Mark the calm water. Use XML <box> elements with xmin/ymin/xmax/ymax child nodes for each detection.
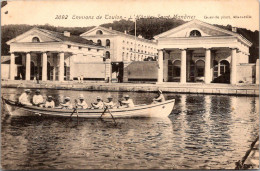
<box><xmin>1</xmin><ymin>88</ymin><xmax>259</xmax><ymax>169</ymax></box>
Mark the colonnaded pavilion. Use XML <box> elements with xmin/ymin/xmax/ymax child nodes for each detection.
<box><xmin>154</xmin><ymin>19</ymin><xmax>253</xmax><ymax>84</ymax></box>
<box><xmin>6</xmin><ymin>28</ymin><xmax>108</xmax><ymax>81</ymax></box>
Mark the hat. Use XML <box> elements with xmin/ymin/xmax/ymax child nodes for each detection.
<box><xmin>36</xmin><ymin>89</ymin><xmax>40</xmax><ymax>93</ymax></box>
<box><xmin>65</xmin><ymin>97</ymin><xmax>70</xmax><ymax>100</ymax></box>
<box><xmin>107</xmin><ymin>96</ymin><xmax>113</xmax><ymax>99</ymax></box>
<box><xmin>47</xmin><ymin>96</ymin><xmax>53</xmax><ymax>99</ymax></box>
<box><xmin>97</xmin><ymin>96</ymin><xmax>102</xmax><ymax>100</ymax></box>
<box><xmin>78</xmin><ymin>94</ymin><xmax>84</xmax><ymax>99</ymax></box>
<box><xmin>124</xmin><ymin>95</ymin><xmax>130</xmax><ymax>98</ymax></box>
<box><xmin>25</xmin><ymin>89</ymin><xmax>31</xmax><ymax>93</ymax></box>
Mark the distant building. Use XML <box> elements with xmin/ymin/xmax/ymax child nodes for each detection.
<box><xmin>154</xmin><ymin>19</ymin><xmax>254</xmax><ymax>84</ymax></box>
<box><xmin>6</xmin><ymin>28</ymin><xmax>108</xmax><ymax>81</ymax></box>
<box><xmin>80</xmin><ymin>26</ymin><xmax>157</xmax><ymax>81</ymax></box>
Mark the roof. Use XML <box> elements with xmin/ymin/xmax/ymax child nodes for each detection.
<box><xmin>153</xmin><ymin>19</ymin><xmax>252</xmax><ymax>47</ymax></box>
<box><xmin>7</xmin><ymin>27</ymin><xmax>102</xmax><ymax>47</ymax></box>
<box><xmin>1</xmin><ymin>56</ymin><xmax>10</xmax><ymax>64</ymax></box>
<box><xmin>37</xmin><ymin>28</ymin><xmax>99</xmax><ymax>46</ymax></box>
<box><xmin>80</xmin><ymin>26</ymin><xmax>157</xmax><ymax>44</ymax></box>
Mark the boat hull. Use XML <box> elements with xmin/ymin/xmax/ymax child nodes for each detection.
<box><xmin>3</xmin><ymin>98</ymin><xmax>175</xmax><ymax>118</ymax></box>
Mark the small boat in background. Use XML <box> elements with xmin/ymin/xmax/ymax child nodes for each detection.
<box><xmin>2</xmin><ymin>98</ymin><xmax>175</xmax><ymax>118</ymax></box>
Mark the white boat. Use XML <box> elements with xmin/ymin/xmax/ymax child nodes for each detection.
<box><xmin>2</xmin><ymin>98</ymin><xmax>175</xmax><ymax>118</ymax></box>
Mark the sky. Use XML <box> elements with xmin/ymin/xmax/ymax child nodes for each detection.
<box><xmin>1</xmin><ymin>0</ymin><xmax>259</xmax><ymax>31</ymax></box>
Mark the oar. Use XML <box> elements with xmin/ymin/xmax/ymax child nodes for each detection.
<box><xmin>101</xmin><ymin>101</ymin><xmax>117</xmax><ymax>126</ymax></box>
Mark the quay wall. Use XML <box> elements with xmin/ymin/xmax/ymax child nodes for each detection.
<box><xmin>1</xmin><ymin>81</ymin><xmax>259</xmax><ymax>96</ymax></box>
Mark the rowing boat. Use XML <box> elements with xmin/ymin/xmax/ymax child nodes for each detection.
<box><xmin>2</xmin><ymin>98</ymin><xmax>175</xmax><ymax>118</ymax></box>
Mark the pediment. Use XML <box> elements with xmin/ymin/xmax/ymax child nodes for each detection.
<box><xmin>7</xmin><ymin>28</ymin><xmax>61</xmax><ymax>44</ymax></box>
<box><xmin>80</xmin><ymin>26</ymin><xmax>117</xmax><ymax>37</ymax></box>
<box><xmin>155</xmin><ymin>20</ymin><xmax>235</xmax><ymax>39</ymax></box>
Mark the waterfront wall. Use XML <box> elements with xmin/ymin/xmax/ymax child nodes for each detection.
<box><xmin>123</xmin><ymin>61</ymin><xmax>158</xmax><ymax>82</ymax></box>
<box><xmin>237</xmin><ymin>63</ymin><xmax>256</xmax><ymax>84</ymax></box>
<box><xmin>2</xmin><ymin>81</ymin><xmax>259</xmax><ymax>96</ymax></box>
<box><xmin>73</xmin><ymin>63</ymin><xmax>106</xmax><ymax>80</ymax></box>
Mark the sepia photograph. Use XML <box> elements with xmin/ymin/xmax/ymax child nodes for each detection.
<box><xmin>1</xmin><ymin>0</ymin><xmax>259</xmax><ymax>170</ymax></box>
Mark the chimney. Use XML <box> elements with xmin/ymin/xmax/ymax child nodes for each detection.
<box><xmin>64</xmin><ymin>31</ymin><xmax>70</xmax><ymax>37</ymax></box>
<box><xmin>109</xmin><ymin>27</ymin><xmax>112</xmax><ymax>30</ymax></box>
<box><xmin>232</xmin><ymin>27</ymin><xmax>237</xmax><ymax>32</ymax></box>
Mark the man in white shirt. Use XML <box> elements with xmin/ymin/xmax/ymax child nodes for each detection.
<box><xmin>19</xmin><ymin>89</ymin><xmax>32</xmax><ymax>105</ymax></box>
<box><xmin>104</xmin><ymin>97</ymin><xmax>115</xmax><ymax>109</ymax></box>
<box><xmin>44</xmin><ymin>96</ymin><xmax>55</xmax><ymax>108</ymax></box>
<box><xmin>60</xmin><ymin>97</ymin><xmax>73</xmax><ymax>109</ymax></box>
<box><xmin>91</xmin><ymin>96</ymin><xmax>104</xmax><ymax>109</ymax></box>
<box><xmin>153</xmin><ymin>90</ymin><xmax>165</xmax><ymax>103</ymax></box>
<box><xmin>32</xmin><ymin>89</ymin><xmax>44</xmax><ymax>107</ymax></box>
<box><xmin>77</xmin><ymin>94</ymin><xmax>88</xmax><ymax>109</ymax></box>
<box><xmin>120</xmin><ymin>95</ymin><xmax>134</xmax><ymax>108</ymax></box>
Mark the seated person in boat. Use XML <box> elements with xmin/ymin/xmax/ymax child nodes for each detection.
<box><xmin>153</xmin><ymin>90</ymin><xmax>165</xmax><ymax>103</ymax></box>
<box><xmin>60</xmin><ymin>97</ymin><xmax>73</xmax><ymax>109</ymax></box>
<box><xmin>44</xmin><ymin>96</ymin><xmax>55</xmax><ymax>108</ymax></box>
<box><xmin>104</xmin><ymin>97</ymin><xmax>115</xmax><ymax>109</ymax></box>
<box><xmin>119</xmin><ymin>95</ymin><xmax>134</xmax><ymax>108</ymax></box>
<box><xmin>91</xmin><ymin>96</ymin><xmax>104</xmax><ymax>109</ymax></box>
<box><xmin>18</xmin><ymin>89</ymin><xmax>32</xmax><ymax>105</ymax></box>
<box><xmin>76</xmin><ymin>94</ymin><xmax>88</xmax><ymax>109</ymax></box>
<box><xmin>32</xmin><ymin>89</ymin><xmax>44</xmax><ymax>107</ymax></box>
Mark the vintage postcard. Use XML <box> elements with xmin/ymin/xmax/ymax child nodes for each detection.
<box><xmin>1</xmin><ymin>0</ymin><xmax>259</xmax><ymax>170</ymax></box>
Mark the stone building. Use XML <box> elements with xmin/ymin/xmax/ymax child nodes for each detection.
<box><xmin>154</xmin><ymin>19</ymin><xmax>253</xmax><ymax>84</ymax></box>
<box><xmin>6</xmin><ymin>27</ymin><xmax>108</xmax><ymax>81</ymax></box>
<box><xmin>80</xmin><ymin>26</ymin><xmax>157</xmax><ymax>81</ymax></box>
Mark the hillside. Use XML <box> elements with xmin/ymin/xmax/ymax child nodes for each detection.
<box><xmin>1</xmin><ymin>19</ymin><xmax>259</xmax><ymax>63</ymax></box>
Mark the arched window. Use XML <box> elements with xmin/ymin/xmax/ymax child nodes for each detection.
<box><xmin>196</xmin><ymin>60</ymin><xmax>205</xmax><ymax>77</ymax></box>
<box><xmin>97</xmin><ymin>39</ymin><xmax>102</xmax><ymax>46</ymax></box>
<box><xmin>106</xmin><ymin>39</ymin><xmax>110</xmax><ymax>47</ymax></box>
<box><xmin>220</xmin><ymin>60</ymin><xmax>230</xmax><ymax>75</ymax></box>
<box><xmin>173</xmin><ymin>60</ymin><xmax>181</xmax><ymax>77</ymax></box>
<box><xmin>105</xmin><ymin>51</ymin><xmax>110</xmax><ymax>59</ymax></box>
<box><xmin>32</xmin><ymin>37</ymin><xmax>40</xmax><ymax>42</ymax></box>
<box><xmin>190</xmin><ymin>30</ymin><xmax>201</xmax><ymax>37</ymax></box>
<box><xmin>96</xmin><ymin>30</ymin><xmax>103</xmax><ymax>35</ymax></box>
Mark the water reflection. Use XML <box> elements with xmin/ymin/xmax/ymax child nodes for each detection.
<box><xmin>1</xmin><ymin>88</ymin><xmax>259</xmax><ymax>170</ymax></box>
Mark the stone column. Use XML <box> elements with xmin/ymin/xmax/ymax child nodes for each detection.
<box><xmin>205</xmin><ymin>48</ymin><xmax>211</xmax><ymax>84</ymax></box>
<box><xmin>59</xmin><ymin>52</ymin><xmax>64</xmax><ymax>82</ymax></box>
<box><xmin>42</xmin><ymin>52</ymin><xmax>47</xmax><ymax>81</ymax></box>
<box><xmin>9</xmin><ymin>53</ymin><xmax>15</xmax><ymax>80</ymax></box>
<box><xmin>157</xmin><ymin>49</ymin><xmax>164</xmax><ymax>83</ymax></box>
<box><xmin>25</xmin><ymin>52</ymin><xmax>31</xmax><ymax>80</ymax></box>
<box><xmin>256</xmin><ymin>59</ymin><xmax>259</xmax><ymax>84</ymax></box>
<box><xmin>105</xmin><ymin>59</ymin><xmax>112</xmax><ymax>83</ymax></box>
<box><xmin>69</xmin><ymin>54</ymin><xmax>75</xmax><ymax>81</ymax></box>
<box><xmin>230</xmin><ymin>48</ymin><xmax>237</xmax><ymax>84</ymax></box>
<box><xmin>180</xmin><ymin>49</ymin><xmax>187</xmax><ymax>84</ymax></box>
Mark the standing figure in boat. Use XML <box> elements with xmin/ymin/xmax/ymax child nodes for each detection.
<box><xmin>32</xmin><ymin>89</ymin><xmax>44</xmax><ymax>107</ymax></box>
<box><xmin>91</xmin><ymin>96</ymin><xmax>104</xmax><ymax>109</ymax></box>
<box><xmin>18</xmin><ymin>89</ymin><xmax>32</xmax><ymax>106</ymax></box>
<box><xmin>44</xmin><ymin>96</ymin><xmax>55</xmax><ymax>108</ymax></box>
<box><xmin>153</xmin><ymin>90</ymin><xmax>165</xmax><ymax>103</ymax></box>
<box><xmin>119</xmin><ymin>95</ymin><xmax>134</xmax><ymax>108</ymax></box>
<box><xmin>60</xmin><ymin>97</ymin><xmax>73</xmax><ymax>109</ymax></box>
<box><xmin>77</xmin><ymin>94</ymin><xmax>88</xmax><ymax>109</ymax></box>
<box><xmin>104</xmin><ymin>97</ymin><xmax>115</xmax><ymax>109</ymax></box>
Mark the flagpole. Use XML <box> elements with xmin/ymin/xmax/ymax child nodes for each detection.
<box><xmin>134</xmin><ymin>18</ymin><xmax>137</xmax><ymax>61</ymax></box>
